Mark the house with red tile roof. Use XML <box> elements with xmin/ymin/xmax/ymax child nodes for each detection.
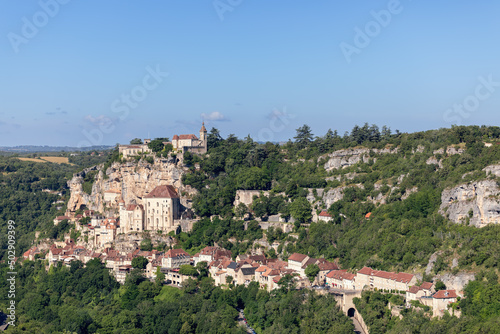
<box><xmin>162</xmin><ymin>248</ymin><xmax>191</xmax><ymax>268</ymax></box>
<box><xmin>406</xmin><ymin>282</ymin><xmax>434</xmax><ymax>304</ymax></box>
<box><xmin>194</xmin><ymin>246</ymin><xmax>231</xmax><ymax>265</ymax></box>
<box><xmin>171</xmin><ymin>123</ymin><xmax>207</xmax><ymax>154</ymax></box>
<box><xmin>318</xmin><ymin>210</ymin><xmax>333</xmax><ymax>222</ymax></box>
<box><xmin>432</xmin><ymin>290</ymin><xmax>458</xmax><ymax>317</ymax></box>
<box><xmin>356</xmin><ymin>267</ymin><xmax>417</xmax><ymax>291</ymax></box>
<box><xmin>326</xmin><ymin>270</ymin><xmax>357</xmax><ymax>290</ymax></box>
<box><xmin>287</xmin><ymin>253</ymin><xmax>309</xmax><ymax>273</ymax></box>
<box><xmin>53</xmin><ymin>215</ymin><xmax>70</xmax><ymax>225</ymax></box>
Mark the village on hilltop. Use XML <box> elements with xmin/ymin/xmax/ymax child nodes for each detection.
<box><xmin>20</xmin><ymin>123</ymin><xmax>462</xmax><ymax>321</ymax></box>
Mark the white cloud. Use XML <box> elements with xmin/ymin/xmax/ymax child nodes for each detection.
<box><xmin>201</xmin><ymin>111</ymin><xmax>229</xmax><ymax>121</ymax></box>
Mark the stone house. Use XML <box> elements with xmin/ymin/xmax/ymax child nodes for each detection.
<box><xmin>162</xmin><ymin>248</ymin><xmax>191</xmax><ymax>268</ymax></box>
<box><xmin>326</xmin><ymin>270</ymin><xmax>357</xmax><ymax>290</ymax></box>
<box><xmin>356</xmin><ymin>267</ymin><xmax>417</xmax><ymax>291</ymax></box>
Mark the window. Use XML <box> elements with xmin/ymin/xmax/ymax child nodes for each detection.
<box><xmin>157</xmin><ymin>202</ymin><xmax>159</xmax><ymax>207</ymax></box>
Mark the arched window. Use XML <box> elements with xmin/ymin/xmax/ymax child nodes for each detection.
<box><xmin>157</xmin><ymin>202</ymin><xmax>159</xmax><ymax>207</ymax></box>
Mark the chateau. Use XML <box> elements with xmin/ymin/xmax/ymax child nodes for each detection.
<box><xmin>119</xmin><ymin>185</ymin><xmax>180</xmax><ymax>233</ymax></box>
<box><xmin>119</xmin><ymin>122</ymin><xmax>207</xmax><ymax>158</ymax></box>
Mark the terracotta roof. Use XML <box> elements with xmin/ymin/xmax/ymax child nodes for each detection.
<box><xmin>125</xmin><ymin>204</ymin><xmax>144</xmax><ymax>211</ymax></box>
<box><xmin>105</xmin><ymin>189</ymin><xmax>121</xmax><ymax>193</ymax></box>
<box><xmin>165</xmin><ymin>249</ymin><xmax>189</xmax><ymax>258</ymax></box>
<box><xmin>172</xmin><ymin>135</ymin><xmax>179</xmax><ymax>140</ymax></box>
<box><xmin>319</xmin><ymin>210</ymin><xmax>332</xmax><ymax>217</ymax></box>
<box><xmin>200</xmin><ymin>122</ymin><xmax>206</xmax><ymax>132</ymax></box>
<box><xmin>249</xmin><ymin>255</ymin><xmax>266</xmax><ymax>263</ymax></box>
<box><xmin>177</xmin><ymin>134</ymin><xmax>198</xmax><ymax>140</ymax></box>
<box><xmin>408</xmin><ymin>286</ymin><xmax>421</xmax><ymax>294</ymax></box>
<box><xmin>433</xmin><ymin>290</ymin><xmax>457</xmax><ymax>299</ymax></box>
<box><xmin>365</xmin><ymin>212</ymin><xmax>372</xmax><ymax>218</ymax></box>
<box><xmin>56</xmin><ymin>216</ymin><xmax>70</xmax><ymax>220</ymax></box>
<box><xmin>318</xmin><ymin>260</ymin><xmax>339</xmax><ymax>271</ymax></box>
<box><xmin>396</xmin><ymin>272</ymin><xmax>415</xmax><ymax>284</ymax></box>
<box><xmin>144</xmin><ymin>185</ymin><xmax>179</xmax><ymax>199</ymax></box>
<box><xmin>326</xmin><ymin>270</ymin><xmax>355</xmax><ymax>281</ymax></box>
<box><xmin>421</xmin><ymin>282</ymin><xmax>433</xmax><ymax>290</ymax></box>
<box><xmin>357</xmin><ymin>267</ymin><xmax>375</xmax><ymax>275</ymax></box>
<box><xmin>288</xmin><ymin>253</ymin><xmax>308</xmax><ymax>263</ymax></box>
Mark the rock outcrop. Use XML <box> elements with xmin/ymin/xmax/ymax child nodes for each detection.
<box><xmin>439</xmin><ymin>178</ymin><xmax>500</xmax><ymax>227</ymax></box>
<box><xmin>67</xmin><ymin>158</ymin><xmax>196</xmax><ymax>215</ymax></box>
<box><xmin>321</xmin><ymin>147</ymin><xmax>398</xmax><ymax>171</ymax></box>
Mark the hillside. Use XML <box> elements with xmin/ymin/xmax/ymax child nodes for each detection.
<box><xmin>4</xmin><ymin>124</ymin><xmax>500</xmax><ymax>333</ymax></box>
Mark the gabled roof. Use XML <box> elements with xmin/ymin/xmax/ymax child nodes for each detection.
<box><xmin>144</xmin><ymin>185</ymin><xmax>179</xmax><ymax>199</ymax></box>
<box><xmin>433</xmin><ymin>290</ymin><xmax>457</xmax><ymax>299</ymax></box>
<box><xmin>319</xmin><ymin>210</ymin><xmax>332</xmax><ymax>217</ymax></box>
<box><xmin>326</xmin><ymin>270</ymin><xmax>355</xmax><ymax>281</ymax></box>
<box><xmin>240</xmin><ymin>267</ymin><xmax>256</xmax><ymax>276</ymax></box>
<box><xmin>421</xmin><ymin>282</ymin><xmax>433</xmax><ymax>290</ymax></box>
<box><xmin>288</xmin><ymin>253</ymin><xmax>308</xmax><ymax>263</ymax></box>
<box><xmin>165</xmin><ymin>248</ymin><xmax>190</xmax><ymax>258</ymax></box>
<box><xmin>178</xmin><ymin>134</ymin><xmax>198</xmax><ymax>140</ymax></box>
<box><xmin>408</xmin><ymin>286</ymin><xmax>421</xmax><ymax>294</ymax></box>
<box><xmin>302</xmin><ymin>257</ymin><xmax>318</xmax><ymax>269</ymax></box>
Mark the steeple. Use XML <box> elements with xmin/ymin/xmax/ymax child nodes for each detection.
<box><xmin>199</xmin><ymin>122</ymin><xmax>207</xmax><ymax>153</ymax></box>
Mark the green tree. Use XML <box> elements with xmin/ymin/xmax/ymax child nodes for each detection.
<box><xmin>155</xmin><ymin>266</ymin><xmax>165</xmax><ymax>285</ymax></box>
<box><xmin>305</xmin><ymin>263</ymin><xmax>320</xmax><ymax>283</ymax></box>
<box><xmin>294</xmin><ymin>124</ymin><xmax>314</xmax><ymax>149</ymax></box>
<box><xmin>130</xmin><ymin>138</ymin><xmax>143</xmax><ymax>144</ymax></box>
<box><xmin>140</xmin><ymin>238</ymin><xmax>153</xmax><ymax>251</ymax></box>
<box><xmin>435</xmin><ymin>280</ymin><xmax>446</xmax><ymax>291</ymax></box>
<box><xmin>289</xmin><ymin>197</ymin><xmax>312</xmax><ymax>225</ymax></box>
<box><xmin>132</xmin><ymin>256</ymin><xmax>149</xmax><ymax>269</ymax></box>
<box><xmin>207</xmin><ymin>127</ymin><xmax>223</xmax><ymax>150</ymax></box>
<box><xmin>148</xmin><ymin>138</ymin><xmax>168</xmax><ymax>153</ymax></box>
<box><xmin>179</xmin><ymin>264</ymin><xmax>199</xmax><ymax>276</ymax></box>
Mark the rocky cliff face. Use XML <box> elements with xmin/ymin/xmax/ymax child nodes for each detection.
<box><xmin>439</xmin><ymin>166</ymin><xmax>500</xmax><ymax>227</ymax></box>
<box><xmin>67</xmin><ymin>158</ymin><xmax>196</xmax><ymax>215</ymax></box>
<box><xmin>320</xmin><ymin>147</ymin><xmax>398</xmax><ymax>171</ymax></box>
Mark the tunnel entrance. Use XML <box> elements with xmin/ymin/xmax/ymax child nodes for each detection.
<box><xmin>347</xmin><ymin>308</ymin><xmax>356</xmax><ymax>317</ymax></box>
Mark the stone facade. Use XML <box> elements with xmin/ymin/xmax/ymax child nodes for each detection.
<box><xmin>119</xmin><ymin>185</ymin><xmax>180</xmax><ymax>233</ymax></box>
<box><xmin>172</xmin><ymin>123</ymin><xmax>207</xmax><ymax>154</ymax></box>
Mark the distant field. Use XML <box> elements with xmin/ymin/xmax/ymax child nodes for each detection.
<box><xmin>17</xmin><ymin>157</ymin><xmax>44</xmax><ymax>162</ymax></box>
<box><xmin>41</xmin><ymin>156</ymin><xmax>71</xmax><ymax>164</ymax></box>
<box><xmin>17</xmin><ymin>157</ymin><xmax>73</xmax><ymax>164</ymax></box>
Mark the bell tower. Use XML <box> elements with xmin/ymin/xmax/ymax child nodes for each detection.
<box><xmin>199</xmin><ymin>122</ymin><xmax>207</xmax><ymax>153</ymax></box>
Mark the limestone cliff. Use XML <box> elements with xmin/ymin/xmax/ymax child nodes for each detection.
<box><xmin>439</xmin><ymin>165</ymin><xmax>500</xmax><ymax>227</ymax></box>
<box><xmin>320</xmin><ymin>147</ymin><xmax>398</xmax><ymax>171</ymax></box>
<box><xmin>67</xmin><ymin>158</ymin><xmax>197</xmax><ymax>215</ymax></box>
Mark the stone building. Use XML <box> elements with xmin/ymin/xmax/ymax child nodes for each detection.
<box><xmin>119</xmin><ymin>139</ymin><xmax>152</xmax><ymax>158</ymax></box>
<box><xmin>119</xmin><ymin>185</ymin><xmax>180</xmax><ymax>234</ymax></box>
<box><xmin>172</xmin><ymin>123</ymin><xmax>207</xmax><ymax>154</ymax></box>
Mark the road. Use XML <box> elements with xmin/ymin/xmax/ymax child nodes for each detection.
<box><xmin>237</xmin><ymin>309</ymin><xmax>255</xmax><ymax>333</ymax></box>
<box><xmin>352</xmin><ymin>317</ymin><xmax>367</xmax><ymax>334</ymax></box>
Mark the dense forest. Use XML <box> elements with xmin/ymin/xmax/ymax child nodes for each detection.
<box><xmin>0</xmin><ymin>152</ymin><xmax>109</xmax><ymax>262</ymax></box>
<box><xmin>0</xmin><ymin>259</ymin><xmax>354</xmax><ymax>333</ymax></box>
<box><xmin>3</xmin><ymin>125</ymin><xmax>500</xmax><ymax>332</ymax></box>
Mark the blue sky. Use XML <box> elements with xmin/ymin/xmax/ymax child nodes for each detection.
<box><xmin>1</xmin><ymin>1</ymin><xmax>499</xmax><ymax>147</ymax></box>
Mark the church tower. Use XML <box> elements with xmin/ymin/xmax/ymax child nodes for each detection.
<box><xmin>200</xmin><ymin>122</ymin><xmax>207</xmax><ymax>153</ymax></box>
